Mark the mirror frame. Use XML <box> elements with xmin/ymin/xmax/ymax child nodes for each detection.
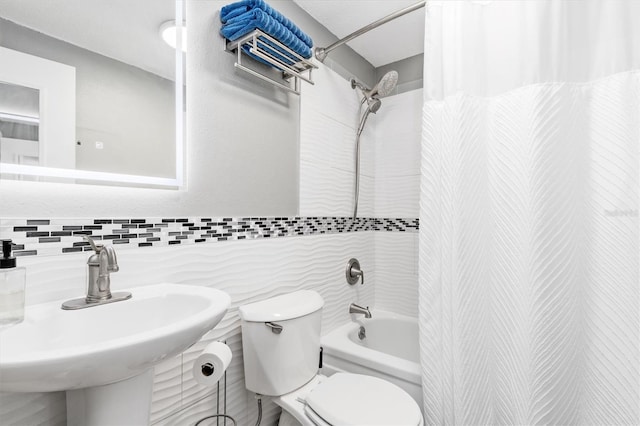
<box><xmin>0</xmin><ymin>0</ymin><xmax>184</xmax><ymax>188</ymax></box>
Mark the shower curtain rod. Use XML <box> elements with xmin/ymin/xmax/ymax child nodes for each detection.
<box><xmin>314</xmin><ymin>1</ymin><xmax>426</xmax><ymax>62</ymax></box>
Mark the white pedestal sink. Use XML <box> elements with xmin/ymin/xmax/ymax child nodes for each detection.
<box><xmin>0</xmin><ymin>283</ymin><xmax>231</xmax><ymax>425</ymax></box>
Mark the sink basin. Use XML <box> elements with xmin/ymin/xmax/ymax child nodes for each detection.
<box><xmin>0</xmin><ymin>283</ymin><xmax>231</xmax><ymax>393</ymax></box>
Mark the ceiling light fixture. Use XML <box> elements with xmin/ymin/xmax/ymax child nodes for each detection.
<box><xmin>160</xmin><ymin>20</ymin><xmax>186</xmax><ymax>51</ymax></box>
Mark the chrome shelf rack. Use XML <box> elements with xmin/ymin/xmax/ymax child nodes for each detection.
<box><xmin>225</xmin><ymin>29</ymin><xmax>317</xmax><ymax>95</ymax></box>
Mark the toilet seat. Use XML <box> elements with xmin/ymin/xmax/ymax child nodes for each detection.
<box><xmin>304</xmin><ymin>373</ymin><xmax>422</xmax><ymax>426</ymax></box>
<box><xmin>274</xmin><ymin>373</ymin><xmax>422</xmax><ymax>426</ymax></box>
<box><xmin>302</xmin><ymin>406</ymin><xmax>331</xmax><ymax>426</ymax></box>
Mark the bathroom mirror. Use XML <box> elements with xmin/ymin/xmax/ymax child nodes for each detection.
<box><xmin>0</xmin><ymin>0</ymin><xmax>184</xmax><ymax>187</ymax></box>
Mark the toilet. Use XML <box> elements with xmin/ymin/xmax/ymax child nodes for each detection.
<box><xmin>239</xmin><ymin>290</ymin><xmax>423</xmax><ymax>426</ymax></box>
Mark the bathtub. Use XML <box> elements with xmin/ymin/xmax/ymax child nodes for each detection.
<box><xmin>320</xmin><ymin>310</ymin><xmax>422</xmax><ymax>409</ymax></box>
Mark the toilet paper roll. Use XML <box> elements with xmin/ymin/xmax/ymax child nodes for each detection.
<box><xmin>192</xmin><ymin>341</ymin><xmax>233</xmax><ymax>386</ymax></box>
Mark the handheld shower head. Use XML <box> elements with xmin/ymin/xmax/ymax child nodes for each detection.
<box><xmin>362</xmin><ymin>97</ymin><xmax>382</xmax><ymax>114</ymax></box>
<box><xmin>357</xmin><ymin>98</ymin><xmax>381</xmax><ymax>136</ymax></box>
<box><xmin>366</xmin><ymin>97</ymin><xmax>382</xmax><ymax>114</ymax></box>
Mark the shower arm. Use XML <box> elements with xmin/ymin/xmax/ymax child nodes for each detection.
<box><xmin>315</xmin><ymin>1</ymin><xmax>426</xmax><ymax>62</ymax></box>
<box><xmin>351</xmin><ymin>78</ymin><xmax>372</xmax><ymax>103</ymax></box>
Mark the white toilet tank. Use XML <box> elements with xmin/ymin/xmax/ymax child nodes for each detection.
<box><xmin>239</xmin><ymin>290</ymin><xmax>324</xmax><ymax>396</ymax></box>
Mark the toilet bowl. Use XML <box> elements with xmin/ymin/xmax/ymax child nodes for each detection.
<box><xmin>239</xmin><ymin>290</ymin><xmax>423</xmax><ymax>426</ymax></box>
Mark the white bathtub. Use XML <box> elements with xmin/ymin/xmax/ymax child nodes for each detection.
<box><xmin>320</xmin><ymin>310</ymin><xmax>422</xmax><ymax>409</ymax></box>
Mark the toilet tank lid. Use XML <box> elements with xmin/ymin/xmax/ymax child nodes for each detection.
<box><xmin>239</xmin><ymin>290</ymin><xmax>324</xmax><ymax>322</ymax></box>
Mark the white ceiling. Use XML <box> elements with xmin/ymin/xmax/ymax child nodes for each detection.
<box><xmin>293</xmin><ymin>0</ymin><xmax>425</xmax><ymax>68</ymax></box>
<box><xmin>0</xmin><ymin>0</ymin><xmax>176</xmax><ymax>80</ymax></box>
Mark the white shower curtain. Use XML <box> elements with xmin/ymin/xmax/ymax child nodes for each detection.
<box><xmin>419</xmin><ymin>1</ymin><xmax>640</xmax><ymax>425</ymax></box>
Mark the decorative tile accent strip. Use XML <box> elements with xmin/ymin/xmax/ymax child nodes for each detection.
<box><xmin>0</xmin><ymin>217</ymin><xmax>419</xmax><ymax>257</ymax></box>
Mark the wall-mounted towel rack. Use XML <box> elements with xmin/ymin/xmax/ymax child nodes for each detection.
<box><xmin>225</xmin><ymin>29</ymin><xmax>317</xmax><ymax>95</ymax></box>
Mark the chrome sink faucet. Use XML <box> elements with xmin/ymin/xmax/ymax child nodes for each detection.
<box><xmin>349</xmin><ymin>303</ymin><xmax>372</xmax><ymax>318</ymax></box>
<box><xmin>85</xmin><ymin>236</ymin><xmax>119</xmax><ymax>301</ymax></box>
<box><xmin>61</xmin><ymin>236</ymin><xmax>132</xmax><ymax>310</ymax></box>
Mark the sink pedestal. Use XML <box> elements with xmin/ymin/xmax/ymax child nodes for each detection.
<box><xmin>66</xmin><ymin>369</ymin><xmax>154</xmax><ymax>426</ymax></box>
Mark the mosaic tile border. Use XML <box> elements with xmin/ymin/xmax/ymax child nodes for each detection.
<box><xmin>0</xmin><ymin>217</ymin><xmax>419</xmax><ymax>257</ymax></box>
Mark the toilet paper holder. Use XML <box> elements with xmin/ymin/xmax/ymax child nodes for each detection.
<box><xmin>194</xmin><ymin>340</ymin><xmax>237</xmax><ymax>426</ymax></box>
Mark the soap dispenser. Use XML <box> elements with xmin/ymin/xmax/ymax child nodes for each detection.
<box><xmin>0</xmin><ymin>239</ymin><xmax>26</xmax><ymax>326</ymax></box>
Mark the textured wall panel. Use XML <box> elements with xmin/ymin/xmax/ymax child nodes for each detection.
<box><xmin>300</xmin><ymin>67</ymin><xmax>422</xmax><ymax>221</ymax></box>
<box><xmin>302</xmin><ymin>64</ymin><xmax>362</xmax><ymax>129</ymax></box>
<box><xmin>374</xmin><ymin>232</ymin><xmax>418</xmax><ymax>317</ymax></box>
<box><xmin>300</xmin><ymin>105</ymin><xmax>358</xmax><ymax>173</ymax></box>
<box><xmin>373</xmin><ymin>89</ymin><xmax>422</xmax><ymax>220</ymax></box>
<box><xmin>0</xmin><ymin>392</ymin><xmax>66</xmax><ymax>426</ymax></box>
<box><xmin>374</xmin><ymin>174</ymin><xmax>421</xmax><ymax>218</ymax></box>
<box><xmin>419</xmin><ymin>71</ymin><xmax>640</xmax><ymax>425</ymax></box>
<box><xmin>299</xmin><ymin>64</ymin><xmax>377</xmax><ymax>218</ymax></box>
<box><xmin>149</xmin><ymin>355</ymin><xmax>183</xmax><ymax>424</ymax></box>
<box><xmin>375</xmin><ymin>89</ymin><xmax>423</xmax><ymax>178</ymax></box>
<box><xmin>299</xmin><ymin>161</ymin><xmax>375</xmax><ymax>217</ymax></box>
<box><xmin>371</xmin><ymin>89</ymin><xmax>422</xmax><ymax>315</ymax></box>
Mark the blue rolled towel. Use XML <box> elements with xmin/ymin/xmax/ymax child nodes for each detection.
<box><xmin>220</xmin><ymin>0</ymin><xmax>313</xmax><ymax>49</ymax></box>
<box><xmin>221</xmin><ymin>8</ymin><xmax>312</xmax><ymax>59</ymax></box>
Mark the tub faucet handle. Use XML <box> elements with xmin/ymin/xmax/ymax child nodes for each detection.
<box><xmin>346</xmin><ymin>258</ymin><xmax>364</xmax><ymax>285</ymax></box>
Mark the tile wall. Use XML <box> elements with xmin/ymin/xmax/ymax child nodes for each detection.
<box><xmin>1</xmin><ymin>217</ymin><xmax>418</xmax><ymax>258</ymax></box>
